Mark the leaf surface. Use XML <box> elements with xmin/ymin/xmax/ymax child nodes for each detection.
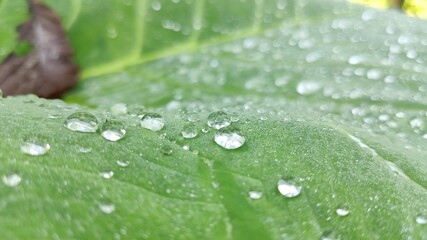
<box><xmin>0</xmin><ymin>0</ymin><xmax>426</xmax><ymax>239</ymax></box>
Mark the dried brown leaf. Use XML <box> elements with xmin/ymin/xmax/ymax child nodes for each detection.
<box><xmin>0</xmin><ymin>0</ymin><xmax>78</xmax><ymax>98</ymax></box>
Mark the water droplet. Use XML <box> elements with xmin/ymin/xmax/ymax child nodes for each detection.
<box><xmin>321</xmin><ymin>230</ymin><xmax>336</xmax><ymax>240</ymax></box>
<box><xmin>182</xmin><ymin>144</ymin><xmax>190</xmax><ymax>150</ymax></box>
<box><xmin>296</xmin><ymin>81</ymin><xmax>321</xmax><ymax>95</ymax></box>
<box><xmin>207</xmin><ymin>111</ymin><xmax>231</xmax><ymax>129</ymax></box>
<box><xmin>140</xmin><ymin>113</ymin><xmax>165</xmax><ymax>131</ymax></box>
<box><xmin>64</xmin><ymin>112</ymin><xmax>99</xmax><ymax>133</ymax></box>
<box><xmin>182</xmin><ymin>123</ymin><xmax>198</xmax><ymax>139</ymax></box>
<box><xmin>100</xmin><ymin>171</ymin><xmax>114</xmax><ymax>179</ymax></box>
<box><xmin>77</xmin><ymin>146</ymin><xmax>92</xmax><ymax>153</ymax></box>
<box><xmin>336</xmin><ymin>205</ymin><xmax>351</xmax><ymax>216</ymax></box>
<box><xmin>111</xmin><ymin>103</ymin><xmax>128</xmax><ymax>115</ymax></box>
<box><xmin>348</xmin><ymin>55</ymin><xmax>365</xmax><ymax>65</ymax></box>
<box><xmin>151</xmin><ymin>1</ymin><xmax>161</xmax><ymax>11</ymax></box>
<box><xmin>229</xmin><ymin>112</ymin><xmax>240</xmax><ymax>122</ymax></box>
<box><xmin>416</xmin><ymin>213</ymin><xmax>427</xmax><ymax>225</ymax></box>
<box><xmin>116</xmin><ymin>160</ymin><xmax>130</xmax><ymax>168</ymax></box>
<box><xmin>47</xmin><ymin>113</ymin><xmax>62</xmax><ymax>119</ymax></box>
<box><xmin>160</xmin><ymin>145</ymin><xmax>173</xmax><ymax>155</ymax></box>
<box><xmin>100</xmin><ymin>120</ymin><xmax>126</xmax><ymax>142</ymax></box>
<box><xmin>248</xmin><ymin>191</ymin><xmax>263</xmax><ymax>200</ymax></box>
<box><xmin>259</xmin><ymin>114</ymin><xmax>268</xmax><ymax>121</ymax></box>
<box><xmin>214</xmin><ymin>126</ymin><xmax>245</xmax><ymax>149</ymax></box>
<box><xmin>2</xmin><ymin>172</ymin><xmax>22</xmax><ymax>187</ymax></box>
<box><xmin>98</xmin><ymin>200</ymin><xmax>115</xmax><ymax>214</ymax></box>
<box><xmin>187</xmin><ymin>112</ymin><xmax>200</xmax><ymax>122</ymax></box>
<box><xmin>277</xmin><ymin>178</ymin><xmax>302</xmax><ymax>198</ymax></box>
<box><xmin>20</xmin><ymin>137</ymin><xmax>50</xmax><ymax>156</ymax></box>
<box><xmin>107</xmin><ymin>27</ymin><xmax>118</xmax><ymax>39</ymax></box>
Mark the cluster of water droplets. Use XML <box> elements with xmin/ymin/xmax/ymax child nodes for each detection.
<box><xmin>61</xmin><ymin>112</ymin><xmax>127</xmax><ymax>143</ymax></box>
<box><xmin>206</xmin><ymin>111</ymin><xmax>246</xmax><ymax>149</ymax></box>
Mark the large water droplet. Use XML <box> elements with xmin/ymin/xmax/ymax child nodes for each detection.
<box><xmin>182</xmin><ymin>123</ymin><xmax>198</xmax><ymax>139</ymax></box>
<box><xmin>140</xmin><ymin>113</ymin><xmax>165</xmax><ymax>131</ymax></box>
<box><xmin>20</xmin><ymin>137</ymin><xmax>50</xmax><ymax>156</ymax></box>
<box><xmin>64</xmin><ymin>112</ymin><xmax>99</xmax><ymax>132</ymax></box>
<box><xmin>2</xmin><ymin>172</ymin><xmax>22</xmax><ymax>187</ymax></box>
<box><xmin>207</xmin><ymin>111</ymin><xmax>231</xmax><ymax>129</ymax></box>
<box><xmin>336</xmin><ymin>205</ymin><xmax>351</xmax><ymax>217</ymax></box>
<box><xmin>248</xmin><ymin>191</ymin><xmax>263</xmax><ymax>200</ymax></box>
<box><xmin>100</xmin><ymin>171</ymin><xmax>114</xmax><ymax>179</ymax></box>
<box><xmin>277</xmin><ymin>178</ymin><xmax>302</xmax><ymax>198</ymax></box>
<box><xmin>116</xmin><ymin>160</ymin><xmax>130</xmax><ymax>168</ymax></box>
<box><xmin>98</xmin><ymin>200</ymin><xmax>115</xmax><ymax>214</ymax></box>
<box><xmin>100</xmin><ymin>121</ymin><xmax>126</xmax><ymax>142</ymax></box>
<box><xmin>214</xmin><ymin>126</ymin><xmax>245</xmax><ymax>149</ymax></box>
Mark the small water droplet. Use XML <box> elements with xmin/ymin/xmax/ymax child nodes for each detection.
<box><xmin>336</xmin><ymin>205</ymin><xmax>351</xmax><ymax>216</ymax></box>
<box><xmin>229</xmin><ymin>112</ymin><xmax>240</xmax><ymax>122</ymax></box>
<box><xmin>116</xmin><ymin>160</ymin><xmax>130</xmax><ymax>168</ymax></box>
<box><xmin>207</xmin><ymin>111</ymin><xmax>231</xmax><ymax>129</ymax></box>
<box><xmin>277</xmin><ymin>178</ymin><xmax>302</xmax><ymax>198</ymax></box>
<box><xmin>296</xmin><ymin>81</ymin><xmax>321</xmax><ymax>95</ymax></box>
<box><xmin>47</xmin><ymin>113</ymin><xmax>62</xmax><ymax>119</ymax></box>
<box><xmin>259</xmin><ymin>114</ymin><xmax>268</xmax><ymax>121</ymax></box>
<box><xmin>160</xmin><ymin>145</ymin><xmax>173</xmax><ymax>155</ymax></box>
<box><xmin>20</xmin><ymin>137</ymin><xmax>50</xmax><ymax>156</ymax></box>
<box><xmin>416</xmin><ymin>213</ymin><xmax>427</xmax><ymax>225</ymax></box>
<box><xmin>122</xmin><ymin>0</ymin><xmax>132</xmax><ymax>6</ymax></box>
<box><xmin>151</xmin><ymin>1</ymin><xmax>161</xmax><ymax>11</ymax></box>
<box><xmin>100</xmin><ymin>120</ymin><xmax>126</xmax><ymax>142</ymax></box>
<box><xmin>212</xmin><ymin>181</ymin><xmax>219</xmax><ymax>189</ymax></box>
<box><xmin>111</xmin><ymin>103</ymin><xmax>128</xmax><ymax>115</ymax></box>
<box><xmin>2</xmin><ymin>172</ymin><xmax>22</xmax><ymax>187</ymax></box>
<box><xmin>248</xmin><ymin>191</ymin><xmax>263</xmax><ymax>200</ymax></box>
<box><xmin>100</xmin><ymin>171</ymin><xmax>114</xmax><ymax>179</ymax></box>
<box><xmin>187</xmin><ymin>112</ymin><xmax>200</xmax><ymax>122</ymax></box>
<box><xmin>64</xmin><ymin>112</ymin><xmax>99</xmax><ymax>133</ymax></box>
<box><xmin>214</xmin><ymin>126</ymin><xmax>245</xmax><ymax>149</ymax></box>
<box><xmin>182</xmin><ymin>123</ymin><xmax>198</xmax><ymax>139</ymax></box>
<box><xmin>107</xmin><ymin>27</ymin><xmax>118</xmax><ymax>39</ymax></box>
<box><xmin>77</xmin><ymin>146</ymin><xmax>92</xmax><ymax>153</ymax></box>
<box><xmin>348</xmin><ymin>55</ymin><xmax>365</xmax><ymax>65</ymax></box>
<box><xmin>98</xmin><ymin>200</ymin><xmax>115</xmax><ymax>214</ymax></box>
<box><xmin>182</xmin><ymin>144</ymin><xmax>190</xmax><ymax>150</ymax></box>
<box><xmin>321</xmin><ymin>230</ymin><xmax>336</xmax><ymax>240</ymax></box>
<box><xmin>140</xmin><ymin>113</ymin><xmax>165</xmax><ymax>131</ymax></box>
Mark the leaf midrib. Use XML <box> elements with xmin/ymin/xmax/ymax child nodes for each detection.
<box><xmin>80</xmin><ymin>4</ymin><xmax>357</xmax><ymax>79</ymax></box>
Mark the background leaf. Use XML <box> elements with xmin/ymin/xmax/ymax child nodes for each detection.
<box><xmin>0</xmin><ymin>0</ymin><xmax>426</xmax><ymax>239</ymax></box>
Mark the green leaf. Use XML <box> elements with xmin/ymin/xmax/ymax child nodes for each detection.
<box><xmin>1</xmin><ymin>0</ymin><xmax>427</xmax><ymax>239</ymax></box>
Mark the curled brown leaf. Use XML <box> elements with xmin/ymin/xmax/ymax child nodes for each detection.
<box><xmin>0</xmin><ymin>0</ymin><xmax>78</xmax><ymax>98</ymax></box>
